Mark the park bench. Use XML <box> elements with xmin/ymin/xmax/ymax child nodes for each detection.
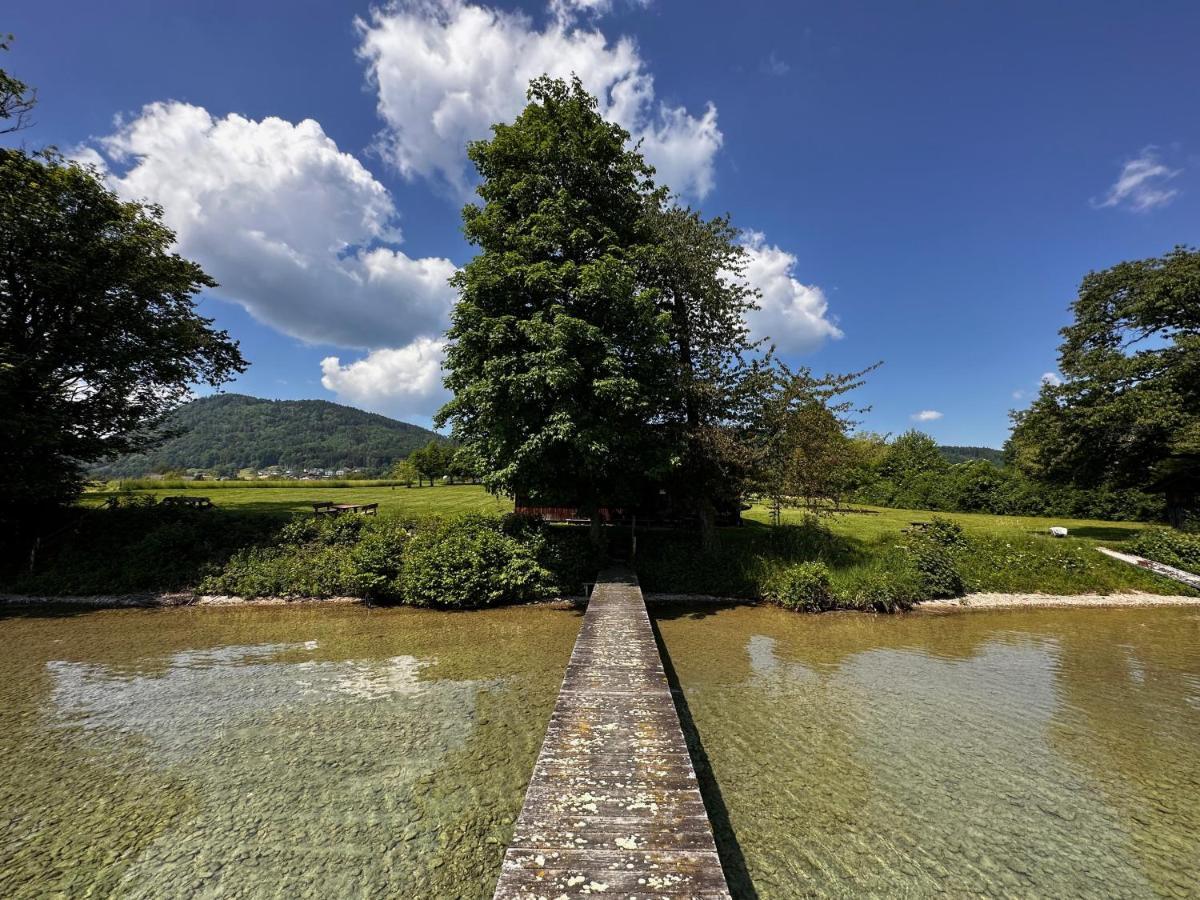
<box><xmin>312</xmin><ymin>502</ymin><xmax>379</xmax><ymax>517</ymax></box>
<box><xmin>159</xmin><ymin>495</ymin><xmax>213</xmax><ymax>509</ymax></box>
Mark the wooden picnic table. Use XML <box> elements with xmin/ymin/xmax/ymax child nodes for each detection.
<box><xmin>312</xmin><ymin>501</ymin><xmax>378</xmax><ymax>516</ymax></box>
<box><xmin>159</xmin><ymin>495</ymin><xmax>213</xmax><ymax>509</ymax></box>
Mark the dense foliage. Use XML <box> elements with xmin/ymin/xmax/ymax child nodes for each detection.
<box><xmin>398</xmin><ymin>515</ymin><xmax>550</xmax><ymax>608</ymax></box>
<box><xmin>905</xmin><ymin>518</ymin><xmax>967</xmax><ymax>598</ymax></box>
<box><xmin>0</xmin><ymin>149</ymin><xmax>244</xmax><ymax>536</ymax></box>
<box><xmin>438</xmin><ymin>77</ymin><xmax>669</xmax><ymax>533</ymax></box>
<box><xmin>2</xmin><ymin>496</ymin><xmax>279</xmax><ymax>595</ymax></box>
<box><xmin>91</xmin><ymin>394</ymin><xmax>442</xmax><ymax>477</ymax></box>
<box><xmin>1008</xmin><ymin>246</ymin><xmax>1200</xmax><ymax>526</ymax></box>
<box><xmin>7</xmin><ymin>500</ymin><xmax>1190</xmax><ymax>604</ymax></box>
<box><xmin>200</xmin><ymin>514</ymin><xmax>411</xmax><ymax>601</ymax></box>
<box><xmin>849</xmin><ymin>430</ymin><xmax>1161</xmax><ymax>521</ymax></box>
<box><xmin>638</xmin><ymin>205</ymin><xmax>771</xmax><ymax>542</ymax></box>
<box><xmin>197</xmin><ymin>512</ymin><xmax>598</xmax><ymax>607</ymax></box>
<box><xmin>439</xmin><ymin>76</ymin><xmax>873</xmax><ymax>543</ymax></box>
<box><xmin>938</xmin><ymin>445</ymin><xmax>1004</xmax><ymax>466</ymax></box>
<box><xmin>766</xmin><ymin>561</ymin><xmax>835</xmax><ymax>612</ymax></box>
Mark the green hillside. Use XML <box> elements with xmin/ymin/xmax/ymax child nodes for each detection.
<box><xmin>90</xmin><ymin>394</ymin><xmax>442</xmax><ymax>477</ymax></box>
<box><xmin>937</xmin><ymin>445</ymin><xmax>1005</xmax><ymax>466</ymax></box>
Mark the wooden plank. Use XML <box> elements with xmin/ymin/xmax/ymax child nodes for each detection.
<box><xmin>1097</xmin><ymin>546</ymin><xmax>1200</xmax><ymax>590</ymax></box>
<box><xmin>494</xmin><ymin>568</ymin><xmax>730</xmax><ymax>899</ymax></box>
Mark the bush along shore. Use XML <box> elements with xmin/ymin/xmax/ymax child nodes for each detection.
<box><xmin>4</xmin><ymin>502</ymin><xmax>1196</xmax><ymax>611</ymax></box>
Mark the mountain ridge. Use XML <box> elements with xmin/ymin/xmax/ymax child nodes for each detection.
<box><xmin>90</xmin><ymin>394</ymin><xmax>442</xmax><ymax>477</ymax></box>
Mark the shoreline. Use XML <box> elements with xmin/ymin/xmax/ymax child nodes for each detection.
<box><xmin>2</xmin><ymin>590</ymin><xmax>1198</xmax><ymax>612</ymax></box>
<box><xmin>919</xmin><ymin>591</ymin><xmax>1200</xmax><ymax>611</ymax></box>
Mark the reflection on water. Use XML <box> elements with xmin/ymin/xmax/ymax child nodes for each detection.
<box><xmin>656</xmin><ymin>605</ymin><xmax>1200</xmax><ymax>898</ymax></box>
<box><xmin>0</xmin><ymin>605</ymin><xmax>579</xmax><ymax>898</ymax></box>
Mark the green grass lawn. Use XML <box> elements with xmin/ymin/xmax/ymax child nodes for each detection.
<box><xmin>82</xmin><ymin>482</ymin><xmax>511</xmax><ymax>517</ymax></box>
<box><xmin>60</xmin><ymin>484</ymin><xmax>1187</xmax><ymax>599</ymax></box>
<box><xmin>743</xmin><ymin>502</ymin><xmax>1148</xmax><ymax>545</ymax></box>
<box><xmin>737</xmin><ymin>502</ymin><xmax>1174</xmax><ymax>596</ymax></box>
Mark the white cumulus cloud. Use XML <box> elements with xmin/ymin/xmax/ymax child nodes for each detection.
<box><xmin>1040</xmin><ymin>371</ymin><xmax>1063</xmax><ymax>387</ymax></box>
<box><xmin>1093</xmin><ymin>146</ymin><xmax>1182</xmax><ymax>212</ymax></box>
<box><xmin>321</xmin><ymin>337</ymin><xmax>449</xmax><ymax>420</ymax></box>
<box><xmin>739</xmin><ymin>232</ymin><xmax>843</xmax><ymax>354</ymax></box>
<box><xmin>85</xmin><ymin>101</ymin><xmax>458</xmax><ymax>350</ymax></box>
<box><xmin>356</xmin><ymin>0</ymin><xmax>722</xmax><ymax>199</ymax></box>
<box><xmin>911</xmin><ymin>410</ymin><xmax>943</xmax><ymax>422</ymax></box>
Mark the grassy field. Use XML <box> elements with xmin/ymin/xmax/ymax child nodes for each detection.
<box><xmin>82</xmin><ymin>482</ymin><xmax>510</xmax><ymax>517</ymax></box>
<box><xmin>745</xmin><ymin>503</ymin><xmax>1148</xmax><ymax>545</ymax></box>
<box><xmin>85</xmin><ymin>482</ymin><xmax>1145</xmax><ymax>542</ymax></box>
<box><xmin>63</xmin><ymin>483</ymin><xmax>1187</xmax><ymax>599</ymax></box>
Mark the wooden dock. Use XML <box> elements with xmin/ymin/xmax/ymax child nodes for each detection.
<box><xmin>494</xmin><ymin>568</ymin><xmax>730</xmax><ymax>898</ymax></box>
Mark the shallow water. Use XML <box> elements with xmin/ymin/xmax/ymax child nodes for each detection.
<box><xmin>5</xmin><ymin>603</ymin><xmax>1199</xmax><ymax>898</ymax></box>
<box><xmin>655</xmin><ymin>605</ymin><xmax>1200</xmax><ymax>898</ymax></box>
<box><xmin>0</xmin><ymin>604</ymin><xmax>580</xmax><ymax>898</ymax></box>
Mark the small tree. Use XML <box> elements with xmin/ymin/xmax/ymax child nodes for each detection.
<box><xmin>1009</xmin><ymin>246</ymin><xmax>1200</xmax><ymax>526</ymax></box>
<box><xmin>388</xmin><ymin>458</ymin><xmax>418</xmax><ymax>487</ymax></box>
<box><xmin>754</xmin><ymin>363</ymin><xmax>875</xmax><ymax>524</ymax></box>
<box><xmin>0</xmin><ymin>150</ymin><xmax>245</xmax><ymax>538</ymax></box>
<box><xmin>408</xmin><ymin>440</ymin><xmax>450</xmax><ymax>486</ymax></box>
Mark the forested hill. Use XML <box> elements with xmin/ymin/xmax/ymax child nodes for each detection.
<box><xmin>90</xmin><ymin>394</ymin><xmax>442</xmax><ymax>477</ymax></box>
<box><xmin>937</xmin><ymin>445</ymin><xmax>1005</xmax><ymax>466</ymax></box>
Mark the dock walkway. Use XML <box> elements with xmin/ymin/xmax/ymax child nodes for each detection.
<box><xmin>494</xmin><ymin>568</ymin><xmax>730</xmax><ymax>898</ymax></box>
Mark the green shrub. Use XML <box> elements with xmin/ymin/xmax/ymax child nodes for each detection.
<box><xmin>199</xmin><ymin>543</ymin><xmax>359</xmax><ymax>598</ymax></box>
<box><xmin>768</xmin><ymin>562</ymin><xmax>834</xmax><ymax>611</ymax></box>
<box><xmin>399</xmin><ymin>515</ymin><xmax>552</xmax><ymax>608</ymax></box>
<box><xmin>1128</xmin><ymin>528</ymin><xmax>1200</xmax><ymax>572</ymax></box>
<box><xmin>6</xmin><ymin>505</ymin><xmax>280</xmax><ymax>594</ymax></box>
<box><xmin>923</xmin><ymin>516</ymin><xmax>967</xmax><ymax>549</ymax></box>
<box><xmin>904</xmin><ymin>517</ymin><xmax>966</xmax><ymax>599</ymax></box>
<box><xmin>834</xmin><ymin>569</ymin><xmax>922</xmax><ymax>613</ymax></box>
<box><xmin>198</xmin><ymin>513</ymin><xmax>410</xmax><ymax>600</ymax></box>
<box><xmin>347</xmin><ymin>518</ymin><xmax>412</xmax><ymax>600</ymax></box>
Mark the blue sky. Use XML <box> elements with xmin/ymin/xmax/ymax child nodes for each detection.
<box><xmin>6</xmin><ymin>0</ymin><xmax>1198</xmax><ymax>445</ymax></box>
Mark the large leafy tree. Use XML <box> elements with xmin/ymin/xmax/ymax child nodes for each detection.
<box><xmin>0</xmin><ymin>150</ymin><xmax>246</xmax><ymax>530</ymax></box>
<box><xmin>1009</xmin><ymin>246</ymin><xmax>1200</xmax><ymax>526</ymax></box>
<box><xmin>638</xmin><ymin>205</ymin><xmax>770</xmax><ymax>540</ymax></box>
<box><xmin>436</xmin><ymin>76</ymin><xmax>669</xmax><ymax>540</ymax></box>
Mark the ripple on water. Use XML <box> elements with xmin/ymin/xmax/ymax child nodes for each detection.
<box><xmin>655</xmin><ymin>605</ymin><xmax>1200</xmax><ymax>898</ymax></box>
<box><xmin>0</xmin><ymin>605</ymin><xmax>580</xmax><ymax>899</ymax></box>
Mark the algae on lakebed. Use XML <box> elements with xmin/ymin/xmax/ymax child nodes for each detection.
<box><xmin>656</xmin><ymin>604</ymin><xmax>1200</xmax><ymax>898</ymax></box>
<box><xmin>0</xmin><ymin>603</ymin><xmax>580</xmax><ymax>899</ymax></box>
<box><xmin>6</xmin><ymin>599</ymin><xmax>1200</xmax><ymax>898</ymax></box>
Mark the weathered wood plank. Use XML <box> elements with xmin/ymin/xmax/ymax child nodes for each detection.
<box><xmin>1097</xmin><ymin>546</ymin><xmax>1200</xmax><ymax>590</ymax></box>
<box><xmin>494</xmin><ymin>568</ymin><xmax>730</xmax><ymax>899</ymax></box>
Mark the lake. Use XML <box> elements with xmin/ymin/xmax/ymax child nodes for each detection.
<box><xmin>656</xmin><ymin>604</ymin><xmax>1200</xmax><ymax>898</ymax></box>
<box><xmin>2</xmin><ymin>603</ymin><xmax>1198</xmax><ymax>898</ymax></box>
<box><xmin>0</xmin><ymin>604</ymin><xmax>580</xmax><ymax>898</ymax></box>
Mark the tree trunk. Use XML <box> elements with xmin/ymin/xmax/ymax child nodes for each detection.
<box><xmin>1165</xmin><ymin>489</ymin><xmax>1187</xmax><ymax>529</ymax></box>
<box><xmin>698</xmin><ymin>501</ymin><xmax>717</xmax><ymax>552</ymax></box>
<box><xmin>587</xmin><ymin>507</ymin><xmax>604</xmax><ymax>551</ymax></box>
